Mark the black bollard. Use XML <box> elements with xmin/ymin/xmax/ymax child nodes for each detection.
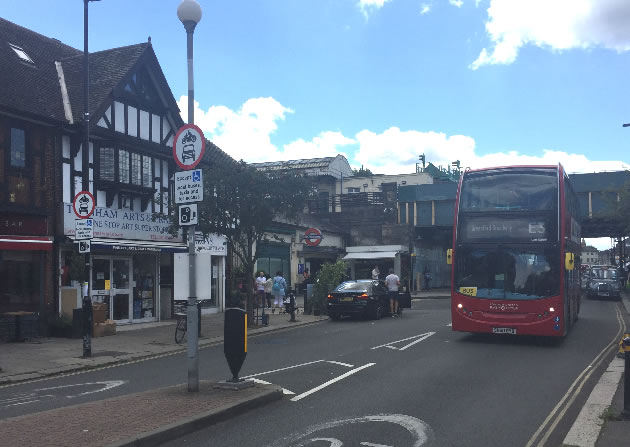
<box><xmin>224</xmin><ymin>307</ymin><xmax>247</xmax><ymax>382</ymax></box>
<box><xmin>289</xmin><ymin>294</ymin><xmax>296</xmax><ymax>322</ymax></box>
<box><xmin>623</xmin><ymin>336</ymin><xmax>630</xmax><ymax>418</ymax></box>
<box><xmin>82</xmin><ymin>293</ymin><xmax>92</xmax><ymax>358</ymax></box>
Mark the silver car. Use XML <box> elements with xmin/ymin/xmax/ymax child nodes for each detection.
<box><xmin>586</xmin><ymin>265</ymin><xmax>621</xmax><ymax>300</ymax></box>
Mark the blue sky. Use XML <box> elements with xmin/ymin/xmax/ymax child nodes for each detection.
<box><xmin>4</xmin><ymin>0</ymin><xmax>630</xmax><ymax>249</ymax></box>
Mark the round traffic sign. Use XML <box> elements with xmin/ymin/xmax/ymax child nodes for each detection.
<box><xmin>304</xmin><ymin>228</ymin><xmax>323</xmax><ymax>246</ymax></box>
<box><xmin>72</xmin><ymin>191</ymin><xmax>95</xmax><ymax>219</ymax></box>
<box><xmin>173</xmin><ymin>124</ymin><xmax>206</xmax><ymax>170</ymax></box>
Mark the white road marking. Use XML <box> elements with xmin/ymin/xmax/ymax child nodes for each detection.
<box><xmin>35</xmin><ymin>380</ymin><xmax>126</xmax><ymax>398</ymax></box>
<box><xmin>291</xmin><ymin>363</ymin><xmax>375</xmax><ymax>402</ymax></box>
<box><xmin>243</xmin><ymin>360</ymin><xmax>324</xmax><ymax>379</ymax></box>
<box><xmin>6</xmin><ymin>399</ymin><xmax>40</xmax><ymax>407</ymax></box>
<box><xmin>563</xmin><ymin>357</ymin><xmax>624</xmax><ymax>447</ymax></box>
<box><xmin>271</xmin><ymin>414</ymin><xmax>434</xmax><ymax>447</ymax></box>
<box><xmin>526</xmin><ymin>306</ymin><xmax>626</xmax><ymax>447</ymax></box>
<box><xmin>371</xmin><ymin>332</ymin><xmax>436</xmax><ymax>351</ymax></box>
<box><xmin>249</xmin><ymin>378</ymin><xmax>295</xmax><ymax>395</ymax></box>
<box><xmin>446</xmin><ymin>323</ymin><xmax>452</xmax><ymax>326</ymax></box>
<box><xmin>361</xmin><ymin>442</ymin><xmax>394</xmax><ymax>447</ymax></box>
<box><xmin>326</xmin><ymin>361</ymin><xmax>354</xmax><ymax>368</ymax></box>
<box><xmin>310</xmin><ymin>438</ymin><xmax>343</xmax><ymax>447</ymax></box>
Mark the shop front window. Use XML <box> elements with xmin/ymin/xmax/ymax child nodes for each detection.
<box><xmin>0</xmin><ymin>251</ymin><xmax>40</xmax><ymax>312</ymax></box>
<box><xmin>133</xmin><ymin>254</ymin><xmax>156</xmax><ymax>319</ymax></box>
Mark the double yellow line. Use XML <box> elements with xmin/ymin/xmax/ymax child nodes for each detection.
<box><xmin>525</xmin><ymin>305</ymin><xmax>626</xmax><ymax>447</ymax></box>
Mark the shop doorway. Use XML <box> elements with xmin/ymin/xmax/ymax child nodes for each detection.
<box><xmin>91</xmin><ymin>255</ymin><xmax>158</xmax><ymax>324</ymax></box>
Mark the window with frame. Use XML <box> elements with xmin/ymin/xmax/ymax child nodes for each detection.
<box><xmin>142</xmin><ymin>155</ymin><xmax>152</xmax><ymax>187</ymax></box>
<box><xmin>131</xmin><ymin>153</ymin><xmax>142</xmax><ymax>185</ymax></box>
<box><xmin>119</xmin><ymin>150</ymin><xmax>130</xmax><ymax>183</ymax></box>
<box><xmin>10</xmin><ymin>128</ymin><xmax>26</xmax><ymax>168</ymax></box>
<box><xmin>100</xmin><ymin>147</ymin><xmax>115</xmax><ymax>181</ymax></box>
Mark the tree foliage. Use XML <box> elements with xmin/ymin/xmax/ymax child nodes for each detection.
<box><xmin>310</xmin><ymin>260</ymin><xmax>348</xmax><ymax>315</ymax></box>
<box><xmin>195</xmin><ymin>160</ymin><xmax>313</xmax><ymax>323</ymax></box>
<box><xmin>352</xmin><ymin>166</ymin><xmax>374</xmax><ymax>176</ymax></box>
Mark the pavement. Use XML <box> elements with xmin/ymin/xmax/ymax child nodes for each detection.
<box><xmin>0</xmin><ymin>288</ymin><xmax>628</xmax><ymax>447</ymax></box>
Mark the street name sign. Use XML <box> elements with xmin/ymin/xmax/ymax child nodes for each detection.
<box><xmin>175</xmin><ymin>169</ymin><xmax>203</xmax><ymax>204</ymax></box>
<box><xmin>173</xmin><ymin>124</ymin><xmax>205</xmax><ymax>170</ymax></box>
<box><xmin>75</xmin><ymin>218</ymin><xmax>94</xmax><ymax>240</ymax></box>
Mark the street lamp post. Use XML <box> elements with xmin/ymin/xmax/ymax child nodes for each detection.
<box><xmin>178</xmin><ymin>0</ymin><xmax>202</xmax><ymax>393</ymax></box>
<box><xmin>82</xmin><ymin>0</ymin><xmax>101</xmax><ymax>358</ymax></box>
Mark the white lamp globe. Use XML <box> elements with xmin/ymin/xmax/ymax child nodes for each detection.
<box><xmin>177</xmin><ymin>0</ymin><xmax>202</xmax><ymax>25</ymax></box>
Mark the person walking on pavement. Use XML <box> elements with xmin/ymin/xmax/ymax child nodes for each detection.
<box><xmin>385</xmin><ymin>268</ymin><xmax>401</xmax><ymax>317</ymax></box>
<box><xmin>255</xmin><ymin>271</ymin><xmax>266</xmax><ymax>308</ymax></box>
<box><xmin>372</xmin><ymin>265</ymin><xmax>380</xmax><ymax>280</ymax></box>
<box><xmin>271</xmin><ymin>271</ymin><xmax>287</xmax><ymax>313</ymax></box>
<box><xmin>423</xmin><ymin>266</ymin><xmax>432</xmax><ymax>290</ymax></box>
<box><xmin>264</xmin><ymin>273</ymin><xmax>273</xmax><ymax>308</ymax></box>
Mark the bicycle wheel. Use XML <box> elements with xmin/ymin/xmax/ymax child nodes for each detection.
<box><xmin>175</xmin><ymin>317</ymin><xmax>187</xmax><ymax>344</ymax></box>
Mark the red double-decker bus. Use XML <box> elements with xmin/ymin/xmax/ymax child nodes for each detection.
<box><xmin>450</xmin><ymin>165</ymin><xmax>581</xmax><ymax>337</ymax></box>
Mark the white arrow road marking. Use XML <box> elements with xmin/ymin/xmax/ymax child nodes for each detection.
<box><xmin>34</xmin><ymin>380</ymin><xmax>126</xmax><ymax>398</ymax></box>
<box><xmin>243</xmin><ymin>360</ymin><xmax>325</xmax><ymax>379</ymax></box>
<box><xmin>326</xmin><ymin>361</ymin><xmax>354</xmax><ymax>368</ymax></box>
<box><xmin>310</xmin><ymin>438</ymin><xmax>343</xmax><ymax>447</ymax></box>
<box><xmin>371</xmin><ymin>332</ymin><xmax>436</xmax><ymax>351</ymax></box>
<box><xmin>249</xmin><ymin>378</ymin><xmax>295</xmax><ymax>395</ymax></box>
<box><xmin>291</xmin><ymin>363</ymin><xmax>375</xmax><ymax>402</ymax></box>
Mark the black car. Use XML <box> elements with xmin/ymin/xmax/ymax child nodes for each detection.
<box><xmin>586</xmin><ymin>265</ymin><xmax>621</xmax><ymax>300</ymax></box>
<box><xmin>326</xmin><ymin>279</ymin><xmax>411</xmax><ymax>320</ymax></box>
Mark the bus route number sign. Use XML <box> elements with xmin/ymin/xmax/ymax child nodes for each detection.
<box><xmin>459</xmin><ymin>287</ymin><xmax>477</xmax><ymax>297</ymax></box>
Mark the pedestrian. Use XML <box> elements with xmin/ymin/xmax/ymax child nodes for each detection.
<box><xmin>255</xmin><ymin>271</ymin><xmax>266</xmax><ymax>308</ymax></box>
<box><xmin>372</xmin><ymin>265</ymin><xmax>380</xmax><ymax>280</ymax></box>
<box><xmin>271</xmin><ymin>271</ymin><xmax>287</xmax><ymax>313</ymax></box>
<box><xmin>264</xmin><ymin>273</ymin><xmax>273</xmax><ymax>308</ymax></box>
<box><xmin>385</xmin><ymin>268</ymin><xmax>401</xmax><ymax>317</ymax></box>
<box><xmin>423</xmin><ymin>266</ymin><xmax>432</xmax><ymax>290</ymax></box>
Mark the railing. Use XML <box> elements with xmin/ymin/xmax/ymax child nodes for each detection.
<box><xmin>306</xmin><ymin>192</ymin><xmax>386</xmax><ymax>214</ymax></box>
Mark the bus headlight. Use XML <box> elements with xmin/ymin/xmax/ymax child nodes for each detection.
<box><xmin>549</xmin><ymin>307</ymin><xmax>555</xmax><ymax>313</ymax></box>
<box><xmin>457</xmin><ymin>303</ymin><xmax>463</xmax><ymax>309</ymax></box>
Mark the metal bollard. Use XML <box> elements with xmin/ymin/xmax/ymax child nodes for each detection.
<box><xmin>623</xmin><ymin>335</ymin><xmax>630</xmax><ymax>418</ymax></box>
<box><xmin>82</xmin><ymin>293</ymin><xmax>92</xmax><ymax>358</ymax></box>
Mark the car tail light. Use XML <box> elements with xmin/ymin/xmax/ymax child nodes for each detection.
<box><xmin>327</xmin><ymin>294</ymin><xmax>334</xmax><ymax>300</ymax></box>
<box><xmin>358</xmin><ymin>293</ymin><xmax>369</xmax><ymax>300</ymax></box>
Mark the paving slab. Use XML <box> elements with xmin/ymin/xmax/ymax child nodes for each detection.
<box><xmin>0</xmin><ymin>381</ymin><xmax>283</xmax><ymax>447</ymax></box>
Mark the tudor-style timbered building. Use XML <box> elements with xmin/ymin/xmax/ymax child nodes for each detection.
<box><xmin>0</xmin><ymin>18</ymin><xmax>230</xmax><ymax>328</ymax></box>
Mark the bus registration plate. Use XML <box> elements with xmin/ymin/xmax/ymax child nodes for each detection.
<box><xmin>492</xmin><ymin>327</ymin><xmax>517</xmax><ymax>335</ymax></box>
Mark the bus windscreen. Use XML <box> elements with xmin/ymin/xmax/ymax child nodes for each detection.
<box><xmin>459</xmin><ymin>169</ymin><xmax>557</xmax><ymax>212</ymax></box>
<box><xmin>454</xmin><ymin>245</ymin><xmax>560</xmax><ymax>300</ymax></box>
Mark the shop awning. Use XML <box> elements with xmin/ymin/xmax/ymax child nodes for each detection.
<box><xmin>0</xmin><ymin>236</ymin><xmax>53</xmax><ymax>251</ymax></box>
<box><xmin>342</xmin><ymin>251</ymin><xmax>397</xmax><ymax>260</ymax></box>
<box><xmin>90</xmin><ymin>238</ymin><xmax>188</xmax><ymax>253</ymax></box>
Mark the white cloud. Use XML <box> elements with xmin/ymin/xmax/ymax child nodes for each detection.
<box><xmin>358</xmin><ymin>0</ymin><xmax>392</xmax><ymax>18</ymax></box>
<box><xmin>351</xmin><ymin>126</ymin><xmax>629</xmax><ymax>175</ymax></box>
<box><xmin>420</xmin><ymin>3</ymin><xmax>431</xmax><ymax>15</ymax></box>
<box><xmin>449</xmin><ymin>0</ymin><xmax>464</xmax><ymax>8</ymax></box>
<box><xmin>472</xmin><ymin>0</ymin><xmax>630</xmax><ymax>69</ymax></box>
<box><xmin>181</xmin><ymin>96</ymin><xmax>628</xmax><ymax>175</ymax></box>
<box><xmin>178</xmin><ymin>95</ymin><xmax>294</xmax><ymax>162</ymax></box>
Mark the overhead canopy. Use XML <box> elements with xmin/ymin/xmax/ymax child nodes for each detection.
<box><xmin>343</xmin><ymin>251</ymin><xmax>397</xmax><ymax>260</ymax></box>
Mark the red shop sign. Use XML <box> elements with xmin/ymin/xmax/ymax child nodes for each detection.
<box><xmin>0</xmin><ymin>213</ymin><xmax>48</xmax><ymax>235</ymax></box>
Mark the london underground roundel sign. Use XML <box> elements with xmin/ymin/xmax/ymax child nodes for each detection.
<box><xmin>304</xmin><ymin>228</ymin><xmax>323</xmax><ymax>246</ymax></box>
<box><xmin>173</xmin><ymin>124</ymin><xmax>206</xmax><ymax>170</ymax></box>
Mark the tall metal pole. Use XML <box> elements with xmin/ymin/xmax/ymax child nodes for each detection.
<box><xmin>81</xmin><ymin>0</ymin><xmax>94</xmax><ymax>358</ymax></box>
<box><xmin>184</xmin><ymin>19</ymin><xmax>198</xmax><ymax>393</ymax></box>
